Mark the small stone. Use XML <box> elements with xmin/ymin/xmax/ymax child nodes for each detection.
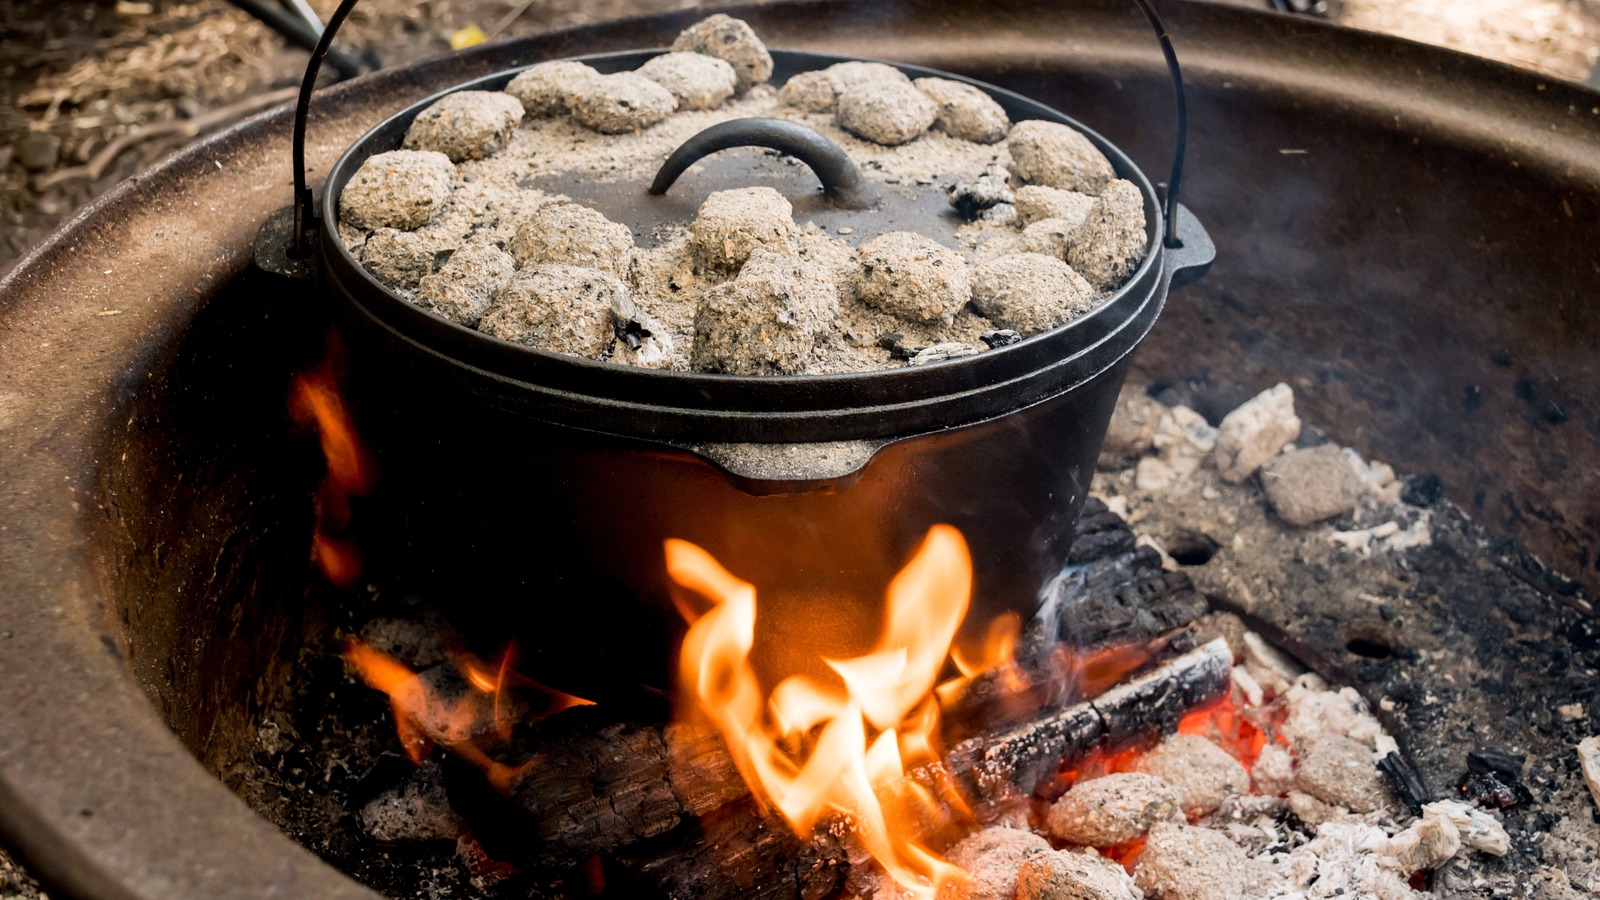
<box><xmin>403</xmin><ymin>90</ymin><xmax>524</xmax><ymax>162</ymax></box>
<box><xmin>570</xmin><ymin>72</ymin><xmax>677</xmax><ymax>134</ymax></box>
<box><xmin>1015</xmin><ymin>185</ymin><xmax>1097</xmax><ymax>228</ymax></box>
<box><xmin>778</xmin><ymin>70</ymin><xmax>839</xmax><ymax>112</ymax></box>
<box><xmin>504</xmin><ymin>60</ymin><xmax>599</xmax><ymax>117</ymax></box>
<box><xmin>1294</xmin><ymin>735</ymin><xmax>1394</xmax><ymax>813</ymax></box>
<box><xmin>1136</xmin><ymin>733</ymin><xmax>1250</xmax><ymax>818</ymax></box>
<box><xmin>908</xmin><ymin>342</ymin><xmax>979</xmax><ymax>365</ymax></box>
<box><xmin>339</xmin><ymin>150</ymin><xmax>455</xmax><ymax>231</ymax></box>
<box><xmin>948</xmin><ymin>168</ymin><xmax>1014</xmax><ymax>219</ymax></box>
<box><xmin>691</xmin><ymin>249</ymin><xmax>838</xmax><ymax>375</ymax></box>
<box><xmin>639</xmin><ymin>52</ymin><xmax>737</xmax><ymax>110</ymax></box>
<box><xmin>478</xmin><ymin>264</ymin><xmax>629</xmax><ymax>358</ymax></box>
<box><xmin>1067</xmin><ymin>179</ymin><xmax>1147</xmax><ymax>291</ymax></box>
<box><xmin>852</xmin><ymin>231</ymin><xmax>971</xmax><ymax>325</ymax></box>
<box><xmin>1213</xmin><ymin>383</ymin><xmax>1302</xmax><ymax>483</ymax></box>
<box><xmin>1008</xmin><ymin>119</ymin><xmax>1116</xmax><ymax>194</ymax></box>
<box><xmin>358</xmin><ymin>762</ymin><xmax>464</xmax><ymax>842</ymax></box>
<box><xmin>1045</xmin><ymin>772</ymin><xmax>1183</xmax><ymax>847</ymax></box>
<box><xmin>1260</xmin><ymin>444</ymin><xmax>1365</xmax><ymax>526</ymax></box>
<box><xmin>1133</xmin><ymin>823</ymin><xmax>1248</xmax><ymax>900</ymax></box>
<box><xmin>1252</xmin><ymin>742</ymin><xmax>1297</xmax><ymax>797</ymax></box>
<box><xmin>836</xmin><ymin>81</ymin><xmax>938</xmax><ymax>146</ymax></box>
<box><xmin>1021</xmin><ymin>217</ymin><xmax>1076</xmax><ymax>259</ymax></box>
<box><xmin>415</xmin><ymin>242</ymin><xmax>515</xmax><ymax>327</ymax></box>
<box><xmin>359</xmin><ymin>228</ymin><xmax>436</xmax><ymax>293</ymax></box>
<box><xmin>15</xmin><ymin>131</ymin><xmax>61</xmax><ymax>172</ymax></box>
<box><xmin>1016</xmin><ymin>848</ymin><xmax>1143</xmax><ymax>900</ymax></box>
<box><xmin>914</xmin><ymin>77</ymin><xmax>1010</xmax><ymax>143</ymax></box>
<box><xmin>970</xmin><ymin>253</ymin><xmax>1095</xmax><ymax>335</ymax></box>
<box><xmin>671</xmin><ymin>14</ymin><xmax>772</xmax><ymax>93</ymax></box>
<box><xmin>689</xmin><ymin>187</ymin><xmax>798</xmax><ymax>274</ymax></box>
<box><xmin>1102</xmin><ymin>386</ymin><xmax>1169</xmax><ymax>459</ymax></box>
<box><xmin>936</xmin><ymin>826</ymin><xmax>1052</xmax><ymax>900</ymax></box>
<box><xmin>509</xmin><ymin>203</ymin><xmax>634</xmax><ymax>278</ymax></box>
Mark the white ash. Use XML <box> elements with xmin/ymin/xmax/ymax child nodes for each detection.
<box><xmin>1066</xmin><ymin>179</ymin><xmax>1147</xmax><ymax>291</ymax></box>
<box><xmin>387</xmin><ymin>665</ymin><xmax>520</xmax><ymax>744</ymax></box>
<box><xmin>691</xmin><ymin>248</ymin><xmax>839</xmax><ymax>375</ymax></box>
<box><xmin>1293</xmin><ymin>735</ymin><xmax>1396</xmax><ymax>814</ymax></box>
<box><xmin>403</xmin><ymin>91</ymin><xmax>525</xmax><ymax>163</ymax></box>
<box><xmin>1136</xmin><ymin>733</ymin><xmax>1251</xmax><ymax>818</ymax></box>
<box><xmin>478</xmin><ymin>264</ymin><xmax>628</xmax><ymax>358</ymax></box>
<box><xmin>947</xmin><ymin>167</ymin><xmax>1014</xmax><ymax>219</ymax></box>
<box><xmin>1008</xmin><ymin>119</ymin><xmax>1116</xmax><ymax>195</ymax></box>
<box><xmin>1213</xmin><ymin>383</ymin><xmax>1301</xmax><ymax>483</ymax></box>
<box><xmin>689</xmin><ymin>186</ymin><xmax>799</xmax><ymax>274</ymax></box>
<box><xmin>836</xmin><ymin>80</ymin><xmax>939</xmax><ymax>146</ymax></box>
<box><xmin>670</xmin><ymin>13</ymin><xmax>773</xmax><ymax>94</ymax></box>
<box><xmin>1422</xmin><ymin>800</ymin><xmax>1509</xmax><ymax>856</ymax></box>
<box><xmin>852</xmin><ymin>231</ymin><xmax>972</xmax><ymax>325</ymax></box>
<box><xmin>1578</xmin><ymin>736</ymin><xmax>1600</xmax><ymax>816</ymax></box>
<box><xmin>1020</xmin><ymin>217</ymin><xmax>1077</xmax><ymax>259</ymax></box>
<box><xmin>1016</xmin><ymin>848</ymin><xmax>1143</xmax><ymax>900</ymax></box>
<box><xmin>908</xmin><ymin>341</ymin><xmax>980</xmax><ymax>365</ymax></box>
<box><xmin>358</xmin><ymin>761</ymin><xmax>464</xmax><ymax>842</ymax></box>
<box><xmin>1135</xmin><ymin>405</ymin><xmax>1217</xmax><ymax>492</ymax></box>
<box><xmin>1343</xmin><ymin>447</ymin><xmax>1402</xmax><ymax>504</ymax></box>
<box><xmin>914</xmin><ymin>77</ymin><xmax>1010</xmax><ymax>144</ymax></box>
<box><xmin>1259</xmin><ymin>444</ymin><xmax>1366</xmax><ymax>526</ymax></box>
<box><xmin>1102</xmin><ymin>390</ymin><xmax>1168</xmax><ymax>460</ymax></box>
<box><xmin>970</xmin><ymin>253</ymin><xmax>1096</xmax><ymax>335</ymax></box>
<box><xmin>1241</xmin><ymin>631</ymin><xmax>1303</xmax><ymax>696</ymax></box>
<box><xmin>777</xmin><ymin>70</ymin><xmax>839</xmax><ymax>112</ymax></box>
<box><xmin>1045</xmin><ymin>772</ymin><xmax>1183</xmax><ymax>847</ymax></box>
<box><xmin>570</xmin><ymin>72</ymin><xmax>677</xmax><ymax>134</ymax></box>
<box><xmin>638</xmin><ymin>52</ymin><xmax>737</xmax><ymax>111</ymax></box>
<box><xmin>339</xmin><ymin>149</ymin><xmax>455</xmax><ymax>231</ymax></box>
<box><xmin>1281</xmin><ymin>681</ymin><xmax>1389</xmax><ymax>753</ymax></box>
<box><xmin>415</xmin><ymin>241</ymin><xmax>515</xmax><ymax>328</ymax></box>
<box><xmin>1015</xmin><ymin>185</ymin><xmax>1097</xmax><ymax>228</ymax></box>
<box><xmin>936</xmin><ymin>826</ymin><xmax>1052</xmax><ymax>900</ymax></box>
<box><xmin>505</xmin><ymin>60</ymin><xmax>599</xmax><ymax>117</ymax></box>
<box><xmin>1133</xmin><ymin>822</ymin><xmax>1249</xmax><ymax>900</ymax></box>
<box><xmin>359</xmin><ymin>228</ymin><xmax>437</xmax><ymax>293</ymax></box>
<box><xmin>1251</xmin><ymin>742</ymin><xmax>1297</xmax><ymax>797</ymax></box>
<box><xmin>1286</xmin><ymin>789</ymin><xmax>1347</xmax><ymax>829</ymax></box>
<box><xmin>509</xmin><ymin>202</ymin><xmax>633</xmax><ymax>279</ymax></box>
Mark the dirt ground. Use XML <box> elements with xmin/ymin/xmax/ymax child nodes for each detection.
<box><xmin>0</xmin><ymin>0</ymin><xmax>1597</xmax><ymax>895</ymax></box>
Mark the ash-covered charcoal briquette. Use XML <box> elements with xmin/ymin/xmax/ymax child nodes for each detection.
<box><xmin>1133</xmin><ymin>822</ymin><xmax>1250</xmax><ymax>900</ymax></box>
<box><xmin>509</xmin><ymin>202</ymin><xmax>634</xmax><ymax>278</ymax></box>
<box><xmin>914</xmin><ymin>77</ymin><xmax>1010</xmax><ymax>143</ymax></box>
<box><xmin>1135</xmin><ymin>733</ymin><xmax>1251</xmax><ymax>818</ymax></box>
<box><xmin>1294</xmin><ymin>735</ymin><xmax>1396</xmax><ymax>813</ymax></box>
<box><xmin>1068</xmin><ymin>179</ymin><xmax>1148</xmax><ymax>291</ymax></box>
<box><xmin>947</xmin><ymin>167</ymin><xmax>1014</xmax><ymax>219</ymax></box>
<box><xmin>359</xmin><ymin>228</ymin><xmax>436</xmax><ymax>292</ymax></box>
<box><xmin>935</xmin><ymin>826</ymin><xmax>1052</xmax><ymax>900</ymax></box>
<box><xmin>1014</xmin><ymin>184</ymin><xmax>1097</xmax><ymax>228</ymax></box>
<box><xmin>970</xmin><ymin>252</ymin><xmax>1096</xmax><ymax>335</ymax></box>
<box><xmin>777</xmin><ymin>70</ymin><xmax>838</xmax><ymax>112</ymax></box>
<box><xmin>402</xmin><ymin>91</ymin><xmax>524</xmax><ymax>163</ymax></box>
<box><xmin>1007</xmin><ymin>119</ymin><xmax>1116</xmax><ymax>195</ymax></box>
<box><xmin>851</xmin><ymin>231</ymin><xmax>971</xmax><ymax>326</ymax></box>
<box><xmin>339</xmin><ymin>149</ymin><xmax>455</xmax><ymax>231</ymax></box>
<box><xmin>689</xmin><ymin>186</ymin><xmax>799</xmax><ymax>274</ymax></box>
<box><xmin>836</xmin><ymin>80</ymin><xmax>938</xmax><ymax>146</ymax></box>
<box><xmin>414</xmin><ymin>242</ymin><xmax>515</xmax><ymax>328</ymax></box>
<box><xmin>670</xmin><ymin>14</ymin><xmax>772</xmax><ymax>93</ymax></box>
<box><xmin>477</xmin><ymin>264</ymin><xmax>629</xmax><ymax>358</ymax></box>
<box><xmin>570</xmin><ymin>72</ymin><xmax>677</xmax><ymax>134</ymax></box>
<box><xmin>504</xmin><ymin>60</ymin><xmax>599</xmax><ymax>117</ymax></box>
<box><xmin>822</xmin><ymin>60</ymin><xmax>912</xmax><ymax>92</ymax></box>
<box><xmin>1020</xmin><ymin>217</ymin><xmax>1076</xmax><ymax>259</ymax></box>
<box><xmin>690</xmin><ymin>248</ymin><xmax>838</xmax><ymax>375</ymax></box>
<box><xmin>609</xmin><ymin>308</ymin><xmax>678</xmax><ymax>369</ymax></box>
<box><xmin>1045</xmin><ymin>772</ymin><xmax>1184</xmax><ymax>847</ymax></box>
<box><xmin>638</xmin><ymin>52</ymin><xmax>737</xmax><ymax>111</ymax></box>
<box><xmin>1016</xmin><ymin>848</ymin><xmax>1144</xmax><ymax>900</ymax></box>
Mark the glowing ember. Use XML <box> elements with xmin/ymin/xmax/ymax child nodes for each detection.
<box><xmin>668</xmin><ymin>525</ymin><xmax>989</xmax><ymax>898</ymax></box>
<box><xmin>289</xmin><ymin>332</ymin><xmax>377</xmax><ymax>587</ymax></box>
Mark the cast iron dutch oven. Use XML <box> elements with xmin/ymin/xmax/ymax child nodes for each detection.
<box><xmin>260</xmin><ymin>0</ymin><xmax>1215</xmax><ymax>704</ymax></box>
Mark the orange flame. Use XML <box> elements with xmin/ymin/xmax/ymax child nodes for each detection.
<box><xmin>289</xmin><ymin>332</ymin><xmax>377</xmax><ymax>587</ymax></box>
<box><xmin>668</xmin><ymin>526</ymin><xmax>979</xmax><ymax>897</ymax></box>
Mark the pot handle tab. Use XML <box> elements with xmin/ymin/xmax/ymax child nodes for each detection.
<box><xmin>681</xmin><ymin>439</ymin><xmax>886</xmax><ymax>496</ymax></box>
<box><xmin>1164</xmin><ymin>203</ymin><xmax>1215</xmax><ymax>289</ymax></box>
<box><xmin>649</xmin><ymin>117</ymin><xmax>880</xmax><ymax>211</ymax></box>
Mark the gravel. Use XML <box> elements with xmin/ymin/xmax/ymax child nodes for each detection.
<box><xmin>836</xmin><ymin>80</ymin><xmax>939</xmax><ymax>146</ymax></box>
<box><xmin>851</xmin><ymin>231</ymin><xmax>972</xmax><ymax>325</ymax></box>
<box><xmin>914</xmin><ymin>77</ymin><xmax>1011</xmax><ymax>144</ymax></box>
<box><xmin>1067</xmin><ymin>179</ymin><xmax>1147</xmax><ymax>290</ymax></box>
<box><xmin>1008</xmin><ymin>119</ymin><xmax>1116</xmax><ymax>194</ymax></box>
<box><xmin>505</xmin><ymin>60</ymin><xmax>599</xmax><ymax>117</ymax></box>
<box><xmin>691</xmin><ymin>248</ymin><xmax>839</xmax><ymax>374</ymax></box>
<box><xmin>970</xmin><ymin>252</ymin><xmax>1096</xmax><ymax>334</ymax></box>
<box><xmin>639</xmin><ymin>52</ymin><xmax>738</xmax><ymax>111</ymax></box>
<box><xmin>478</xmin><ymin>264</ymin><xmax>628</xmax><ymax>358</ymax></box>
<box><xmin>338</xmin><ymin>149</ymin><xmax>455</xmax><ymax>231</ymax></box>
<box><xmin>569</xmin><ymin>71</ymin><xmax>677</xmax><ymax>134</ymax></box>
<box><xmin>509</xmin><ymin>202</ymin><xmax>634</xmax><ymax>278</ymax></box>
<box><xmin>402</xmin><ymin>90</ymin><xmax>524</xmax><ymax>163</ymax></box>
<box><xmin>688</xmin><ymin>186</ymin><xmax>799</xmax><ymax>274</ymax></box>
<box><xmin>670</xmin><ymin>13</ymin><xmax>772</xmax><ymax>93</ymax></box>
<box><xmin>415</xmin><ymin>241</ymin><xmax>515</xmax><ymax>327</ymax></box>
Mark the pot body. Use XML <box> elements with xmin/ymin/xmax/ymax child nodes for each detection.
<box><xmin>310</xmin><ymin>49</ymin><xmax>1214</xmax><ymax>701</ymax></box>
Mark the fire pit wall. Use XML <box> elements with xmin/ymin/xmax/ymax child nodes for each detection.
<box><xmin>40</xmin><ymin>0</ymin><xmax>1600</xmax><ymax>894</ymax></box>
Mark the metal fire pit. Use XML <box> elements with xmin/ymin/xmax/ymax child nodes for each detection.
<box><xmin>1</xmin><ymin>1</ymin><xmax>1597</xmax><ymax>898</ymax></box>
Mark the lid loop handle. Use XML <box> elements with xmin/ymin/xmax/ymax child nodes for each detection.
<box><xmin>649</xmin><ymin>117</ymin><xmax>880</xmax><ymax>211</ymax></box>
